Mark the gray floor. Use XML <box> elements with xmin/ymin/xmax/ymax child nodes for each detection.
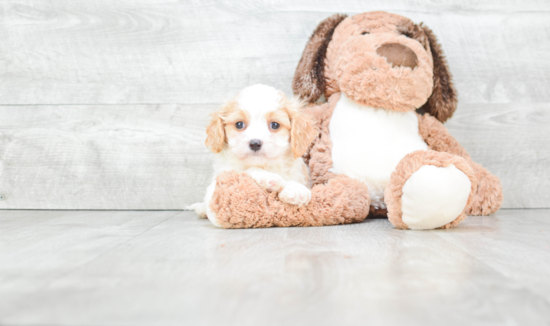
<box><xmin>1</xmin><ymin>210</ymin><xmax>549</xmax><ymax>326</ymax></box>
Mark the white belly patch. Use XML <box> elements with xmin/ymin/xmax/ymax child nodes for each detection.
<box><xmin>329</xmin><ymin>94</ymin><xmax>428</xmax><ymax>209</ymax></box>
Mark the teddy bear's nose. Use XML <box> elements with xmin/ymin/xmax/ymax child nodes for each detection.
<box><xmin>376</xmin><ymin>43</ymin><xmax>418</xmax><ymax>69</ymax></box>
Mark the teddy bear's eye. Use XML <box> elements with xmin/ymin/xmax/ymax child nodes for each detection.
<box><xmin>361</xmin><ymin>31</ymin><xmax>370</xmax><ymax>35</ymax></box>
<box><xmin>235</xmin><ymin>121</ymin><xmax>245</xmax><ymax>129</ymax></box>
<box><xmin>401</xmin><ymin>31</ymin><xmax>413</xmax><ymax>38</ymax></box>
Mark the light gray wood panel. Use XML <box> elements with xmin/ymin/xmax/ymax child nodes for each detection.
<box><xmin>0</xmin><ymin>102</ymin><xmax>548</xmax><ymax>209</ymax></box>
<box><xmin>0</xmin><ymin>1</ymin><xmax>548</xmax><ymax>105</ymax></box>
<box><xmin>448</xmin><ymin>102</ymin><xmax>550</xmax><ymax>208</ymax></box>
<box><xmin>1</xmin><ymin>1</ymin><xmax>548</xmax><ymax>209</ymax></box>
<box><xmin>0</xmin><ymin>105</ymin><xmax>214</xmax><ymax>209</ymax></box>
<box><xmin>1</xmin><ymin>209</ymin><xmax>550</xmax><ymax>325</ymax></box>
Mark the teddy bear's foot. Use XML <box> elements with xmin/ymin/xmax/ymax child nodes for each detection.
<box><xmin>465</xmin><ymin>162</ymin><xmax>504</xmax><ymax>216</ymax></box>
<box><xmin>400</xmin><ymin>165</ymin><xmax>471</xmax><ymax>229</ymax></box>
<box><xmin>385</xmin><ymin>150</ymin><xmax>478</xmax><ymax>230</ymax></box>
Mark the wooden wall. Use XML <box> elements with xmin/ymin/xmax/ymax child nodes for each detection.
<box><xmin>0</xmin><ymin>0</ymin><xmax>548</xmax><ymax>209</ymax></box>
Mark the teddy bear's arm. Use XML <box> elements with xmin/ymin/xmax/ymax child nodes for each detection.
<box><xmin>417</xmin><ymin>113</ymin><xmax>503</xmax><ymax>215</ymax></box>
<box><xmin>302</xmin><ymin>94</ymin><xmax>342</xmax><ymax>186</ymax></box>
<box><xmin>417</xmin><ymin>113</ymin><xmax>471</xmax><ymax>159</ymax></box>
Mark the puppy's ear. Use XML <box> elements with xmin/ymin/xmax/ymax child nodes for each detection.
<box><xmin>418</xmin><ymin>23</ymin><xmax>457</xmax><ymax>123</ymax></box>
<box><xmin>286</xmin><ymin>99</ymin><xmax>318</xmax><ymax>159</ymax></box>
<box><xmin>205</xmin><ymin>107</ymin><xmax>226</xmax><ymax>153</ymax></box>
<box><xmin>292</xmin><ymin>14</ymin><xmax>347</xmax><ymax>104</ymax></box>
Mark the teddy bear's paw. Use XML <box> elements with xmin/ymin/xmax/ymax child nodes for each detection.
<box><xmin>186</xmin><ymin>202</ymin><xmax>208</xmax><ymax>218</ymax></box>
<box><xmin>401</xmin><ymin>164</ymin><xmax>471</xmax><ymax>230</ymax></box>
<box><xmin>279</xmin><ymin>181</ymin><xmax>312</xmax><ymax>207</ymax></box>
<box><xmin>246</xmin><ymin>168</ymin><xmax>286</xmax><ymax>192</ymax></box>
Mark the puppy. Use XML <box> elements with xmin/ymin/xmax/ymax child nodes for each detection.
<box><xmin>188</xmin><ymin>84</ymin><xmax>318</xmax><ymax>227</ymax></box>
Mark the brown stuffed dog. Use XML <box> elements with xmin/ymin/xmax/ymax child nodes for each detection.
<box><xmin>208</xmin><ymin>11</ymin><xmax>503</xmax><ymax>229</ymax></box>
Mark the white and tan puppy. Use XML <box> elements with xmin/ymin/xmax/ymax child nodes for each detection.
<box><xmin>189</xmin><ymin>84</ymin><xmax>317</xmax><ymax>227</ymax></box>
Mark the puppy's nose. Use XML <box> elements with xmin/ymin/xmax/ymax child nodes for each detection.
<box><xmin>249</xmin><ymin>139</ymin><xmax>262</xmax><ymax>152</ymax></box>
<box><xmin>376</xmin><ymin>43</ymin><xmax>418</xmax><ymax>69</ymax></box>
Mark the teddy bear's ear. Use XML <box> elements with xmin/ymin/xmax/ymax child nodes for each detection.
<box><xmin>418</xmin><ymin>23</ymin><xmax>458</xmax><ymax>123</ymax></box>
<box><xmin>292</xmin><ymin>14</ymin><xmax>347</xmax><ymax>103</ymax></box>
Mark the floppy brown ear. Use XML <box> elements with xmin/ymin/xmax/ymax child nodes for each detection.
<box><xmin>290</xmin><ymin>111</ymin><xmax>317</xmax><ymax>159</ymax></box>
<box><xmin>284</xmin><ymin>99</ymin><xmax>318</xmax><ymax>159</ymax></box>
<box><xmin>292</xmin><ymin>14</ymin><xmax>347</xmax><ymax>103</ymax></box>
<box><xmin>418</xmin><ymin>23</ymin><xmax>457</xmax><ymax>123</ymax></box>
<box><xmin>205</xmin><ymin>110</ymin><xmax>226</xmax><ymax>154</ymax></box>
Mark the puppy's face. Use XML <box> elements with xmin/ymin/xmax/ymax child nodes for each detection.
<box><xmin>206</xmin><ymin>85</ymin><xmax>317</xmax><ymax>166</ymax></box>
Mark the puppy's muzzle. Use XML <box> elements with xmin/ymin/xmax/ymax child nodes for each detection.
<box><xmin>376</xmin><ymin>43</ymin><xmax>418</xmax><ymax>69</ymax></box>
<box><xmin>249</xmin><ymin>139</ymin><xmax>262</xmax><ymax>152</ymax></box>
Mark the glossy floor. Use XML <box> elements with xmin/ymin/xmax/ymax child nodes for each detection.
<box><xmin>1</xmin><ymin>209</ymin><xmax>549</xmax><ymax>326</ymax></box>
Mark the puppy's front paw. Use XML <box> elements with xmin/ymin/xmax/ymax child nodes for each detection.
<box><xmin>250</xmin><ymin>171</ymin><xmax>286</xmax><ymax>192</ymax></box>
<box><xmin>279</xmin><ymin>182</ymin><xmax>311</xmax><ymax>207</ymax></box>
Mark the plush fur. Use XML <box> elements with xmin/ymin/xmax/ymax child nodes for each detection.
<box><xmin>206</xmin><ymin>11</ymin><xmax>503</xmax><ymax>230</ymax></box>
<box><xmin>418</xmin><ymin>24</ymin><xmax>458</xmax><ymax>123</ymax></box>
<box><xmin>384</xmin><ymin>150</ymin><xmax>477</xmax><ymax>229</ymax></box>
<box><xmin>329</xmin><ymin>93</ymin><xmax>429</xmax><ymax>209</ymax></box>
<box><xmin>324</xmin><ymin>12</ymin><xmax>434</xmax><ymax>113</ymax></box>
<box><xmin>210</xmin><ymin>171</ymin><xmax>370</xmax><ymax>228</ymax></box>
<box><xmin>417</xmin><ymin>114</ymin><xmax>504</xmax><ymax>215</ymax></box>
<box><xmin>295</xmin><ymin>11</ymin><xmax>457</xmax><ymax>123</ymax></box>
<box><xmin>293</xmin><ymin>14</ymin><xmax>348</xmax><ymax>103</ymax></box>
<box><xmin>300</xmin><ymin>92</ymin><xmax>503</xmax><ymax>223</ymax></box>
<box><xmin>302</xmin><ymin>93</ymin><xmax>502</xmax><ymax>230</ymax></box>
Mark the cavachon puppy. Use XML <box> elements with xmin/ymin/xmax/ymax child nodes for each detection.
<box><xmin>189</xmin><ymin>84</ymin><xmax>318</xmax><ymax>227</ymax></box>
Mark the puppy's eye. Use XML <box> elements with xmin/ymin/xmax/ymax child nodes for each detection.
<box><xmin>235</xmin><ymin>121</ymin><xmax>245</xmax><ymax>129</ymax></box>
<box><xmin>361</xmin><ymin>31</ymin><xmax>369</xmax><ymax>35</ymax></box>
<box><xmin>401</xmin><ymin>31</ymin><xmax>413</xmax><ymax>38</ymax></box>
<box><xmin>270</xmin><ymin>122</ymin><xmax>280</xmax><ymax>130</ymax></box>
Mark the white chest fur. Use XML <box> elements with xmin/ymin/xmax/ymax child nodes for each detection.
<box><xmin>329</xmin><ymin>94</ymin><xmax>428</xmax><ymax>209</ymax></box>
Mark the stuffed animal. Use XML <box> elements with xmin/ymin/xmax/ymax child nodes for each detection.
<box><xmin>208</xmin><ymin>11</ymin><xmax>503</xmax><ymax>229</ymax></box>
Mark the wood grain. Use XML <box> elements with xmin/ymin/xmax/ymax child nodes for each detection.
<box><xmin>0</xmin><ymin>105</ymin><xmax>214</xmax><ymax>209</ymax></box>
<box><xmin>448</xmin><ymin>103</ymin><xmax>550</xmax><ymax>208</ymax></box>
<box><xmin>0</xmin><ymin>0</ymin><xmax>548</xmax><ymax>209</ymax></box>
<box><xmin>0</xmin><ymin>1</ymin><xmax>548</xmax><ymax>105</ymax></box>
<box><xmin>0</xmin><ymin>102</ymin><xmax>546</xmax><ymax>209</ymax></box>
<box><xmin>1</xmin><ymin>209</ymin><xmax>549</xmax><ymax>325</ymax></box>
